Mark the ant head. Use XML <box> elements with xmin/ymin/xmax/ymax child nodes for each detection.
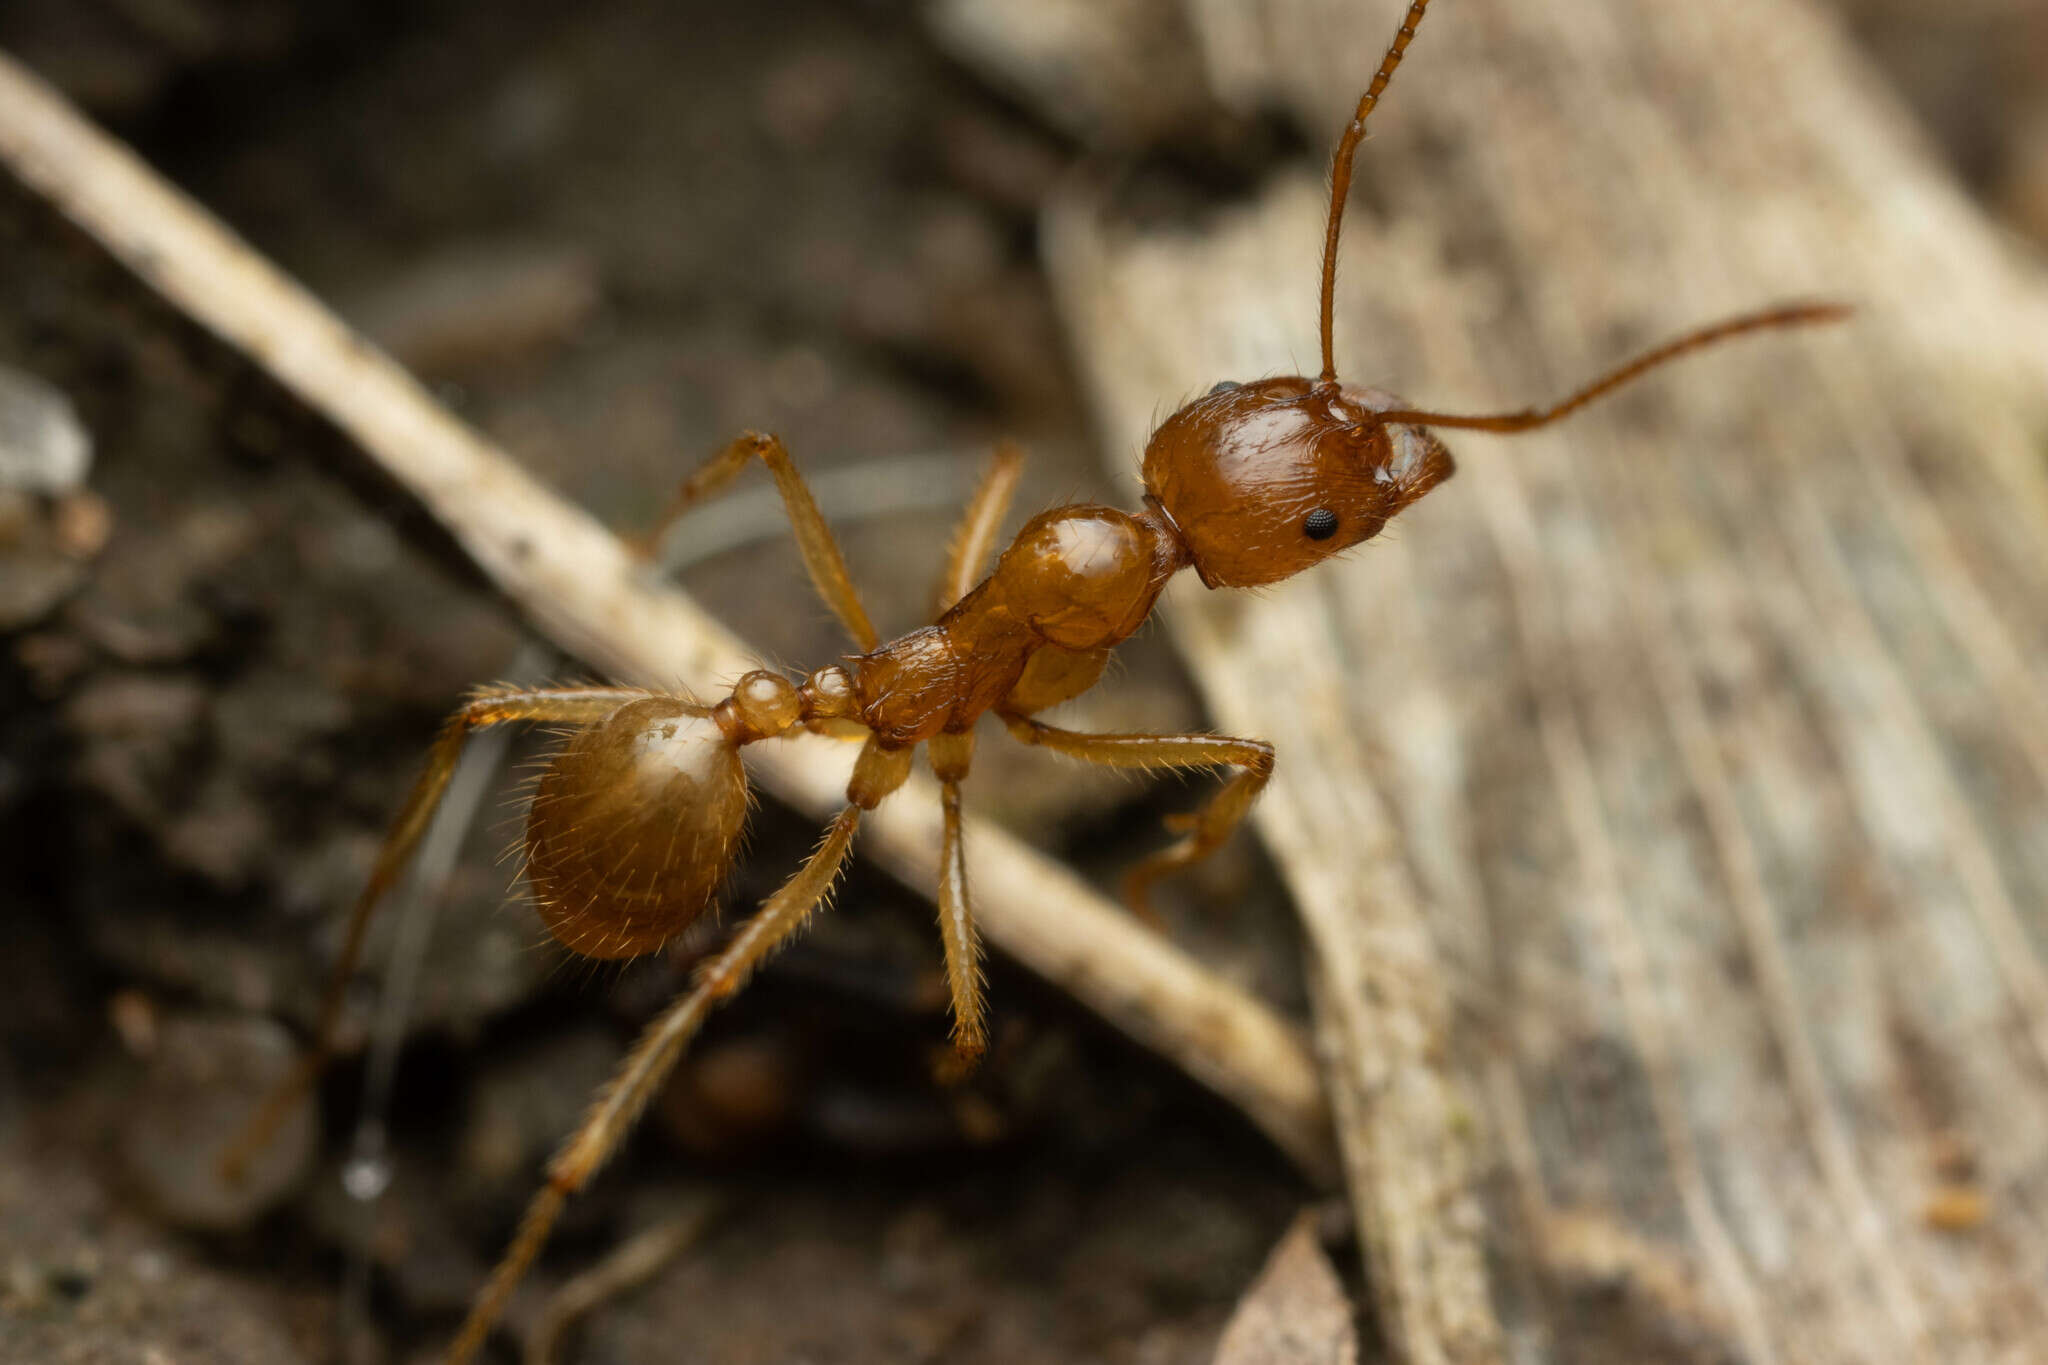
<box><xmin>1142</xmin><ymin>0</ymin><xmax>1839</xmax><ymax>593</ymax></box>
<box><xmin>1133</xmin><ymin>1</ymin><xmax>1451</xmax><ymax>591</ymax></box>
<box><xmin>1142</xmin><ymin>378</ymin><xmax>1452</xmax><ymax>588</ymax></box>
<box><xmin>1136</xmin><ymin>0</ymin><xmax>1837</xmax><ymax>596</ymax></box>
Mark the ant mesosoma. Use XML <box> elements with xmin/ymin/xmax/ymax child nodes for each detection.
<box><xmin>225</xmin><ymin>1</ymin><xmax>1843</xmax><ymax>1358</ymax></box>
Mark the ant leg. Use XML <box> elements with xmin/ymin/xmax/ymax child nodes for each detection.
<box><xmin>446</xmin><ymin>808</ymin><xmax>860</xmax><ymax>1365</ymax></box>
<box><xmin>640</xmin><ymin>430</ymin><xmax>879</xmax><ymax>651</ymax></box>
<box><xmin>220</xmin><ymin>685</ymin><xmax>649</xmax><ymax>1183</ymax></box>
<box><xmin>927</xmin><ymin>730</ymin><xmax>986</xmax><ymax>1064</ymax></box>
<box><xmin>934</xmin><ymin>441</ymin><xmax>1024</xmax><ymax>614</ymax></box>
<box><xmin>999</xmin><ymin>713</ymin><xmax>1274</xmax><ymax>922</ymax></box>
<box><xmin>445</xmin><ymin>735</ymin><xmax>910</xmax><ymax>1365</ymax></box>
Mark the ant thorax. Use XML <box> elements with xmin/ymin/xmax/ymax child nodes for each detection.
<box><xmin>1142</xmin><ymin>378</ymin><xmax>1455</xmax><ymax>589</ymax></box>
<box><xmin>851</xmin><ymin>503</ymin><xmax>1186</xmax><ymax>745</ymax></box>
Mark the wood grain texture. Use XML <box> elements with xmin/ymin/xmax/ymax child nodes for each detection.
<box><xmin>1213</xmin><ymin>1212</ymin><xmax>1360</xmax><ymax>1365</ymax></box>
<box><xmin>1030</xmin><ymin>0</ymin><xmax>2048</xmax><ymax>1361</ymax></box>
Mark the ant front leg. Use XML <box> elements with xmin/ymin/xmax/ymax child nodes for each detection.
<box><xmin>935</xmin><ymin>441</ymin><xmax>1024</xmax><ymax>614</ymax></box>
<box><xmin>444</xmin><ymin>734</ymin><xmax>913</xmax><ymax>1365</ymax></box>
<box><xmin>999</xmin><ymin>714</ymin><xmax>1274</xmax><ymax>921</ymax></box>
<box><xmin>220</xmin><ymin>686</ymin><xmax>649</xmax><ymax>1183</ymax></box>
<box><xmin>640</xmin><ymin>430</ymin><xmax>879</xmax><ymax>651</ymax></box>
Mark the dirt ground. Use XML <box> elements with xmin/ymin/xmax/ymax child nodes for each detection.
<box><xmin>0</xmin><ymin>1</ymin><xmax>2041</xmax><ymax>1363</ymax></box>
<box><xmin>0</xmin><ymin>3</ymin><xmax>1310</xmax><ymax>1362</ymax></box>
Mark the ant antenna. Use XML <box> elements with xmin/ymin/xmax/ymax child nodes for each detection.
<box><xmin>1320</xmin><ymin>0</ymin><xmax>1435</xmax><ymax>387</ymax></box>
<box><xmin>1372</xmin><ymin>301</ymin><xmax>1852</xmax><ymax>433</ymax></box>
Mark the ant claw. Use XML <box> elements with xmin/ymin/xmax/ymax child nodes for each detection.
<box><xmin>931</xmin><ymin>1041</ymin><xmax>984</xmax><ymax>1087</ymax></box>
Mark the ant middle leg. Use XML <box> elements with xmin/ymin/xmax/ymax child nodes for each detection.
<box><xmin>928</xmin><ymin>729</ymin><xmax>987</xmax><ymax>1064</ymax></box>
<box><xmin>445</xmin><ymin>734</ymin><xmax>911</xmax><ymax>1365</ymax></box>
<box><xmin>640</xmin><ymin>430</ymin><xmax>879</xmax><ymax>650</ymax></box>
<box><xmin>998</xmin><ymin>713</ymin><xmax>1274</xmax><ymax>921</ymax></box>
<box><xmin>220</xmin><ymin>684</ymin><xmax>651</xmax><ymax>1182</ymax></box>
<box><xmin>914</xmin><ymin>442</ymin><xmax>1017</xmax><ymax>1066</ymax></box>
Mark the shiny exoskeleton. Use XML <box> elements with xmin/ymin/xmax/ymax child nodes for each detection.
<box><xmin>222</xmin><ymin>2</ymin><xmax>1845</xmax><ymax>1358</ymax></box>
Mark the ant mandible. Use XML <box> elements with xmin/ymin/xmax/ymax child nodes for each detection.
<box><xmin>225</xmin><ymin>1</ymin><xmax>1843</xmax><ymax>1358</ymax></box>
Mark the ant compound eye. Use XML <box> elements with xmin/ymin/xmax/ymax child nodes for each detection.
<box><xmin>1207</xmin><ymin>380</ymin><xmax>1240</xmax><ymax>396</ymax></box>
<box><xmin>1303</xmin><ymin>507</ymin><xmax>1339</xmax><ymax>541</ymax></box>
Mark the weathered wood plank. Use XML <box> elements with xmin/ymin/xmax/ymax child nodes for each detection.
<box><xmin>1029</xmin><ymin>1</ymin><xmax>2048</xmax><ymax>1361</ymax></box>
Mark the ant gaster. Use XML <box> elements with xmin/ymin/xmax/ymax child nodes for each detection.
<box><xmin>224</xmin><ymin>1</ymin><xmax>1844</xmax><ymax>1358</ymax></box>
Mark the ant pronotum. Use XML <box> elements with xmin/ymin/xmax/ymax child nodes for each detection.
<box><xmin>222</xmin><ymin>0</ymin><xmax>1844</xmax><ymax>1358</ymax></box>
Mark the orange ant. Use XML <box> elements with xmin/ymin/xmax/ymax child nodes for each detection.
<box><xmin>224</xmin><ymin>0</ymin><xmax>1843</xmax><ymax>1358</ymax></box>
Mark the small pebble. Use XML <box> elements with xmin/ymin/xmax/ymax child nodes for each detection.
<box><xmin>658</xmin><ymin>1032</ymin><xmax>801</xmax><ymax>1156</ymax></box>
<box><xmin>54</xmin><ymin>490</ymin><xmax>113</xmax><ymax>558</ymax></box>
<box><xmin>121</xmin><ymin>1014</ymin><xmax>316</xmax><ymax>1231</ymax></box>
<box><xmin>0</xmin><ymin>365</ymin><xmax>92</xmax><ymax>495</ymax></box>
<box><xmin>108</xmin><ymin>988</ymin><xmax>160</xmax><ymax>1057</ymax></box>
<box><xmin>348</xmin><ymin>243</ymin><xmax>602</xmax><ymax>377</ymax></box>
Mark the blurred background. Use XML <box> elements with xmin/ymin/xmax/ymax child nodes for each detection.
<box><xmin>0</xmin><ymin>1</ymin><xmax>2043</xmax><ymax>1362</ymax></box>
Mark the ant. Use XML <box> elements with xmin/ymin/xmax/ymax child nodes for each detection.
<box><xmin>223</xmin><ymin>1</ymin><xmax>1843</xmax><ymax>1359</ymax></box>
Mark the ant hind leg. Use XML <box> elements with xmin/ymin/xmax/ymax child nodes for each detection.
<box><xmin>219</xmin><ymin>685</ymin><xmax>649</xmax><ymax>1183</ymax></box>
<box><xmin>446</xmin><ymin>804</ymin><xmax>863</xmax><ymax>1364</ymax></box>
<box><xmin>998</xmin><ymin>713</ymin><xmax>1274</xmax><ymax>923</ymax></box>
<box><xmin>934</xmin><ymin>440</ymin><xmax>1024</xmax><ymax>615</ymax></box>
<box><xmin>446</xmin><ymin>733</ymin><xmax>912</xmax><ymax>1364</ymax></box>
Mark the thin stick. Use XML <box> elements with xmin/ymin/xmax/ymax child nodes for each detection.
<box><xmin>524</xmin><ymin>1195</ymin><xmax>729</xmax><ymax>1365</ymax></box>
<box><xmin>217</xmin><ymin>687</ymin><xmax>642</xmax><ymax>1182</ymax></box>
<box><xmin>336</xmin><ymin>651</ymin><xmax>544</xmax><ymax>1360</ymax></box>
